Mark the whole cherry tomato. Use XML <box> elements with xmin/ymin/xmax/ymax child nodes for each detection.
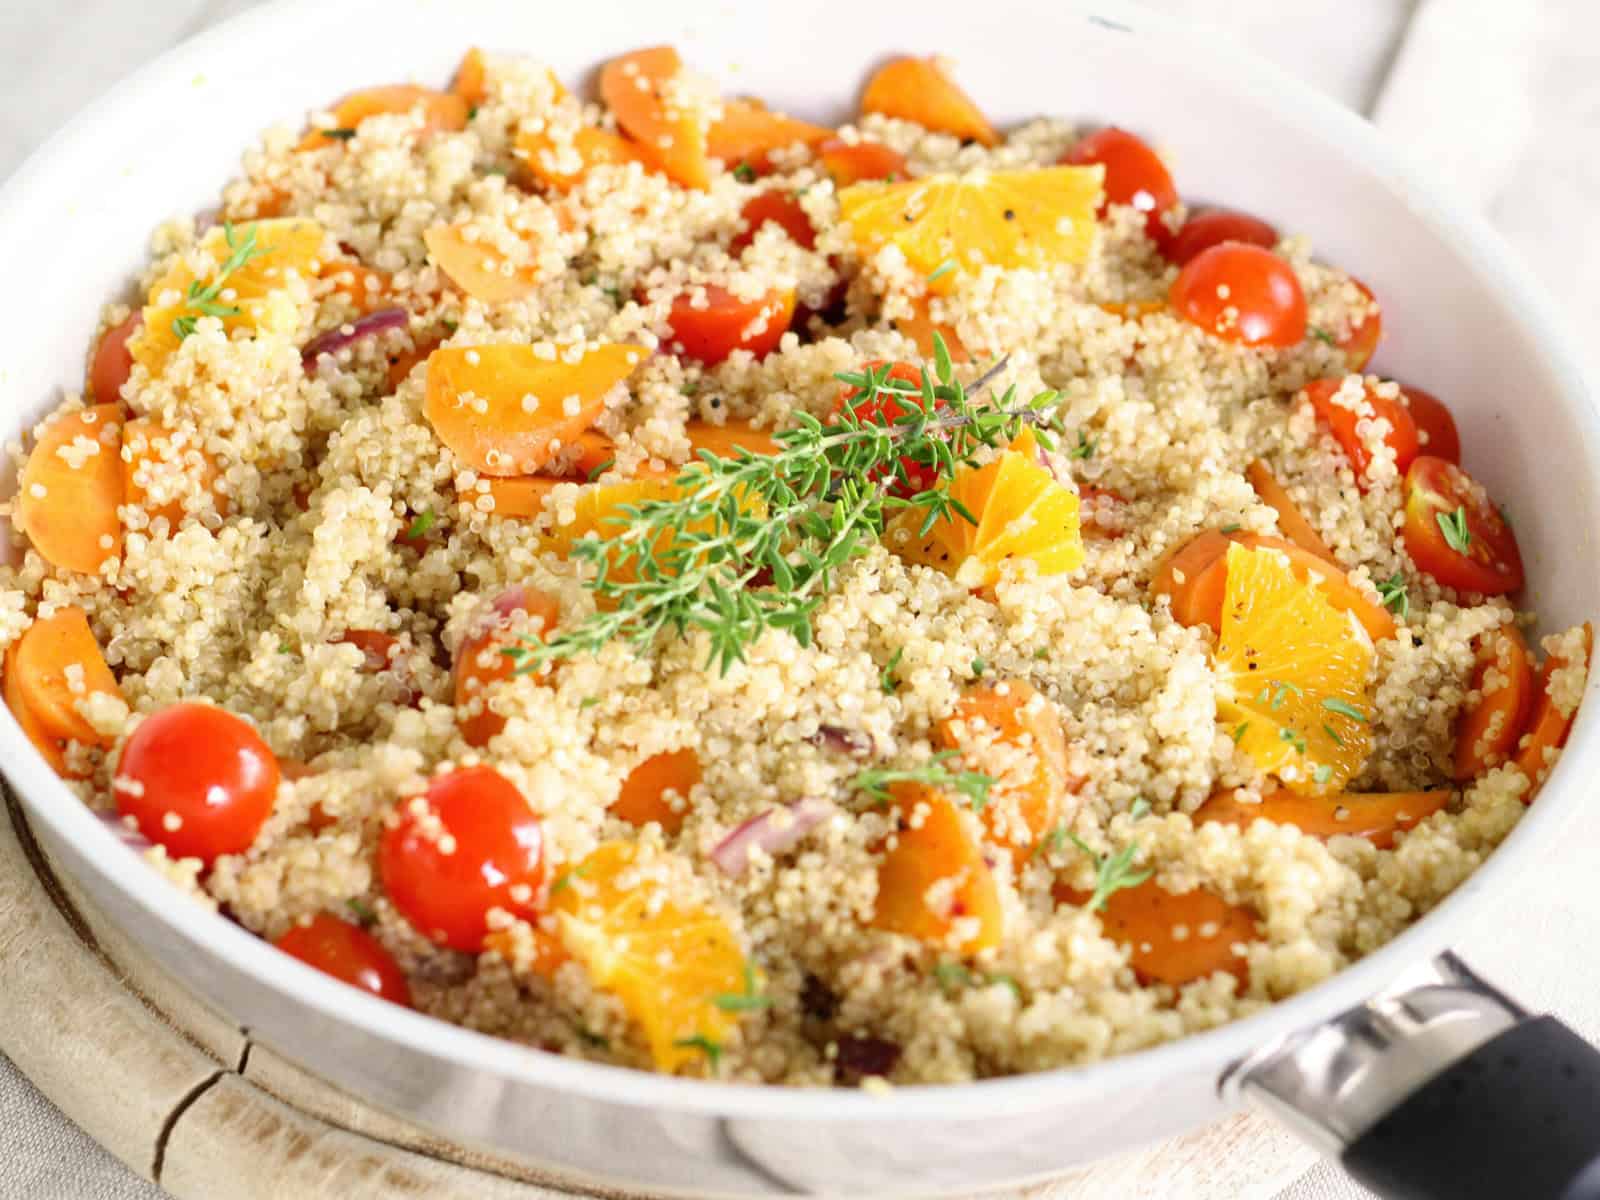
<box><xmin>1401</xmin><ymin>455</ymin><xmax>1524</xmax><ymax>595</ymax></box>
<box><xmin>1340</xmin><ymin>279</ymin><xmax>1383</xmax><ymax>370</ymax></box>
<box><xmin>1167</xmin><ymin>209</ymin><xmax>1277</xmax><ymax>265</ymax></box>
<box><xmin>1170</xmin><ymin>242</ymin><xmax>1307</xmax><ymax>348</ymax></box>
<box><xmin>1062</xmin><ymin>127</ymin><xmax>1177</xmax><ymax>248</ymax></box>
<box><xmin>274</xmin><ymin>912</ymin><xmax>412</xmax><ymax>1006</ymax></box>
<box><xmin>89</xmin><ymin>312</ymin><xmax>140</xmax><ymax>403</ymax></box>
<box><xmin>730</xmin><ymin>190</ymin><xmax>816</xmax><ymax>254</ymax></box>
<box><xmin>666</xmin><ymin>284</ymin><xmax>795</xmax><ymax>365</ymax></box>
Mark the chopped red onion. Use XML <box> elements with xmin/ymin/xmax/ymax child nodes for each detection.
<box><xmin>709</xmin><ymin>797</ymin><xmax>835</xmax><ymax>877</ymax></box>
<box><xmin>834</xmin><ymin>1034</ymin><xmax>901</xmax><ymax>1084</ymax></box>
<box><xmin>807</xmin><ymin>724</ymin><xmax>873</xmax><ymax>758</ymax></box>
<box><xmin>301</xmin><ymin>307</ymin><xmax>410</xmax><ymax>369</ymax></box>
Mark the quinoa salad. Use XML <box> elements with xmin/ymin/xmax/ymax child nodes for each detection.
<box><xmin>1</xmin><ymin>47</ymin><xmax>1590</xmax><ymax>1087</ymax></box>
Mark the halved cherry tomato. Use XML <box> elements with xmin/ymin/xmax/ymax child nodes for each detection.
<box><xmin>1062</xmin><ymin>127</ymin><xmax>1176</xmax><ymax>247</ymax></box>
<box><xmin>1340</xmin><ymin>279</ymin><xmax>1382</xmax><ymax>371</ymax></box>
<box><xmin>1170</xmin><ymin>243</ymin><xmax>1306</xmax><ymax>348</ymax></box>
<box><xmin>1454</xmin><ymin>625</ymin><xmax>1536</xmax><ymax>781</ymax></box>
<box><xmin>1401</xmin><ymin>456</ymin><xmax>1523</xmax><ymax>595</ymax></box>
<box><xmin>1401</xmin><ymin>386</ymin><xmax>1460</xmax><ymax>465</ymax></box>
<box><xmin>1195</xmin><ymin>786</ymin><xmax>1452</xmax><ymax>851</ymax></box>
<box><xmin>274</xmin><ymin>913</ymin><xmax>412</xmax><ymax>1006</ymax></box>
<box><xmin>89</xmin><ymin>313</ymin><xmax>140</xmax><ymax>403</ymax></box>
<box><xmin>113</xmin><ymin>702</ymin><xmax>280</xmax><ymax>863</ymax></box>
<box><xmin>1302</xmin><ymin>379</ymin><xmax>1420</xmax><ymax>487</ymax></box>
<box><xmin>453</xmin><ymin>588</ymin><xmax>561</xmax><ymax>747</ymax></box>
<box><xmin>379</xmin><ymin>765</ymin><xmax>545</xmax><ymax>953</ymax></box>
<box><xmin>832</xmin><ymin>360</ymin><xmax>941</xmax><ymax>498</ymax></box>
<box><xmin>611</xmin><ymin>748</ymin><xmax>702</xmax><ymax>834</ymax></box>
<box><xmin>818</xmin><ymin>137</ymin><xmax>909</xmax><ymax>186</ymax></box>
<box><xmin>1167</xmin><ymin>209</ymin><xmax>1277</xmax><ymax>266</ymax></box>
<box><xmin>1077</xmin><ymin>485</ymin><xmax>1127</xmax><ymax>538</ymax></box>
<box><xmin>666</xmin><ymin>285</ymin><xmax>794</xmax><ymax>365</ymax></box>
<box><xmin>730</xmin><ymin>190</ymin><xmax>816</xmax><ymax>255</ymax></box>
<box><xmin>1512</xmin><ymin>623</ymin><xmax>1592</xmax><ymax>796</ymax></box>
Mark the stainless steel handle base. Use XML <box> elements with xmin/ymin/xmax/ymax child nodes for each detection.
<box><xmin>1224</xmin><ymin>951</ymin><xmax>1600</xmax><ymax>1199</ymax></box>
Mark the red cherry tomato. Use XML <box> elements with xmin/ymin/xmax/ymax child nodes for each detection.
<box><xmin>1340</xmin><ymin>279</ymin><xmax>1382</xmax><ymax>371</ymax></box>
<box><xmin>1401</xmin><ymin>456</ymin><xmax>1524</xmax><ymax>595</ymax></box>
<box><xmin>1402</xmin><ymin>385</ymin><xmax>1460</xmax><ymax>465</ymax></box>
<box><xmin>1169</xmin><ymin>242</ymin><xmax>1307</xmax><ymax>348</ymax></box>
<box><xmin>730</xmin><ymin>190</ymin><xmax>816</xmax><ymax>254</ymax></box>
<box><xmin>1062</xmin><ymin>127</ymin><xmax>1177</xmax><ymax>247</ymax></box>
<box><xmin>666</xmin><ymin>284</ymin><xmax>795</xmax><ymax>366</ymax></box>
<box><xmin>1167</xmin><ymin>209</ymin><xmax>1277</xmax><ymax>265</ymax></box>
<box><xmin>89</xmin><ymin>313</ymin><xmax>140</xmax><ymax>403</ymax></box>
<box><xmin>818</xmin><ymin>138</ymin><xmax>908</xmax><ymax>186</ymax></box>
<box><xmin>273</xmin><ymin>913</ymin><xmax>412</xmax><ymax>1006</ymax></box>
<box><xmin>832</xmin><ymin>360</ymin><xmax>943</xmax><ymax>498</ymax></box>
<box><xmin>113</xmin><ymin>702</ymin><xmax>279</xmax><ymax>863</ymax></box>
<box><xmin>337</xmin><ymin>629</ymin><xmax>401</xmax><ymax>671</ymax></box>
<box><xmin>379</xmin><ymin>765</ymin><xmax>545</xmax><ymax>953</ymax></box>
<box><xmin>1302</xmin><ymin>378</ymin><xmax>1421</xmax><ymax>487</ymax></box>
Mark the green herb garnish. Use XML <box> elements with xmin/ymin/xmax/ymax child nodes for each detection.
<box><xmin>711</xmin><ymin>963</ymin><xmax>771</xmax><ymax>1012</ymax></box>
<box><xmin>1232</xmin><ymin>722</ymin><xmax>1249</xmax><ymax>744</ymax></box>
<box><xmin>1069</xmin><ymin>431</ymin><xmax>1097</xmax><ymax>460</ymax></box>
<box><xmin>673</xmin><ymin>1034</ymin><xmax>723</xmax><ymax>1068</ymax></box>
<box><xmin>933</xmin><ymin>961</ymin><xmax>971</xmax><ymax>992</ymax></box>
<box><xmin>732</xmin><ymin>162</ymin><xmax>757</xmax><ymax>183</ymax></box>
<box><xmin>1437</xmin><ymin>506</ymin><xmax>1472</xmax><ymax>554</ymax></box>
<box><xmin>1220</xmin><ymin>522</ymin><xmax>1242</xmax><ymax>534</ymax></box>
<box><xmin>1321</xmin><ymin>723</ymin><xmax>1344</xmax><ymax>747</ymax></box>
<box><xmin>1376</xmin><ymin>572</ymin><xmax>1409</xmax><ymax>619</ymax></box>
<box><xmin>580</xmin><ymin>696</ymin><xmax>601</xmax><ymax>709</ymax></box>
<box><xmin>1308</xmin><ymin>326</ymin><xmax>1337</xmax><ymax>346</ymax></box>
<box><xmin>345</xmin><ymin>897</ymin><xmax>374</xmax><ymax>923</ymax></box>
<box><xmin>926</xmin><ymin>259</ymin><xmax>957</xmax><ymax>283</ymax></box>
<box><xmin>853</xmin><ymin>751</ymin><xmax>995</xmax><ymax>813</ymax></box>
<box><xmin>170</xmin><ymin>221</ymin><xmax>271</xmax><ymax>341</ymax></box>
<box><xmin>1067</xmin><ymin>827</ymin><xmax>1153</xmax><ymax>913</ymax></box>
<box><xmin>1313</xmin><ymin>764</ymin><xmax>1334</xmax><ymax>785</ymax></box>
<box><xmin>880</xmin><ymin>647</ymin><xmax>904</xmax><ymax>695</ymax></box>
<box><xmin>1279</xmin><ymin>727</ymin><xmax>1308</xmax><ymax>755</ymax></box>
<box><xmin>550</xmin><ymin>865</ymin><xmax>588</xmax><ymax>894</ymax></box>
<box><xmin>1321</xmin><ymin>698</ymin><xmax>1367</xmax><ymax>722</ymax></box>
<box><xmin>970</xmin><ymin>657</ymin><xmax>987</xmax><ymax>677</ymax></box>
<box><xmin>585</xmin><ymin>458</ymin><xmax>615</xmax><ymax>482</ymax></box>
<box><xmin>405</xmin><ymin>509</ymin><xmax>437</xmax><ymax>540</ymax></box>
<box><xmin>320</xmin><ymin>127</ymin><xmax>357</xmax><ymax>141</ymax></box>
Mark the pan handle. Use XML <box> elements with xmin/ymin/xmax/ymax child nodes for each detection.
<box><xmin>1222</xmin><ymin>952</ymin><xmax>1600</xmax><ymax>1200</ymax></box>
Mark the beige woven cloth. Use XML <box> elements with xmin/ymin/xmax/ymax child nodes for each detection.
<box><xmin>3</xmin><ymin>1</ymin><xmax>1596</xmax><ymax>1197</ymax></box>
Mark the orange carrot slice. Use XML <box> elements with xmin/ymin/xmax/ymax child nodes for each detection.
<box><xmin>685</xmin><ymin>420</ymin><xmax>779</xmax><ymax>460</ymax></box>
<box><xmin>611</xmin><ymin>748</ymin><xmax>701</xmax><ymax>834</ymax></box>
<box><xmin>870</xmin><ymin>782</ymin><xmax>1001</xmax><ymax>953</ymax></box>
<box><xmin>319</xmin><ymin>260</ymin><xmax>391</xmax><ymax>314</ymax></box>
<box><xmin>1057</xmin><ymin>878</ymin><xmax>1256</xmax><ymax>987</ymax></box>
<box><xmin>1454</xmin><ymin>625</ymin><xmax>1536</xmax><ymax>781</ymax></box>
<box><xmin>707</xmin><ymin>98</ymin><xmax>831</xmax><ymax>170</ymax></box>
<box><xmin>423</xmin><ymin>342</ymin><xmax>644</xmax><ymax>476</ymax></box>
<box><xmin>424</xmin><ymin>224</ymin><xmax>539</xmax><ymax>304</ymax></box>
<box><xmin>516</xmin><ymin>125</ymin><xmax>650</xmax><ymax>193</ymax></box>
<box><xmin>1512</xmin><ymin>622</ymin><xmax>1592</xmax><ymax>797</ymax></box>
<box><xmin>937</xmin><ymin>680</ymin><xmax>1072</xmax><ymax>863</ymax></box>
<box><xmin>121</xmin><ymin>417</ymin><xmax>227</xmax><ymax>530</ymax></box>
<box><xmin>1245</xmin><ymin>460</ymin><xmax>1338</xmax><ymax>564</ymax></box>
<box><xmin>894</xmin><ymin>296</ymin><xmax>969</xmax><ymax>362</ymax></box>
<box><xmin>11</xmin><ymin>607</ymin><xmax>121</xmax><ymax>747</ymax></box>
<box><xmin>484</xmin><ymin>476</ymin><xmax>561</xmax><ymax>519</ymax></box>
<box><xmin>298</xmin><ymin>85</ymin><xmax>468</xmax><ymax>151</ymax></box>
<box><xmin>453</xmin><ymin>588</ymin><xmax>562</xmax><ymax>747</ymax></box>
<box><xmin>15</xmin><ymin>405</ymin><xmax>123</xmax><ymax>574</ymax></box>
<box><xmin>1195</xmin><ymin>786</ymin><xmax>1452</xmax><ymax>851</ymax></box>
<box><xmin>3</xmin><ymin>643</ymin><xmax>73</xmax><ymax>776</ymax></box>
<box><xmin>484</xmin><ymin>925</ymin><xmax>569</xmax><ymax>980</ymax></box>
<box><xmin>599</xmin><ymin>47</ymin><xmax>711</xmax><ymax>189</ymax></box>
<box><xmin>860</xmin><ymin>56</ymin><xmax>998</xmax><ymax>146</ymax></box>
<box><xmin>453</xmin><ymin>48</ymin><xmax>489</xmax><ymax>108</ymax></box>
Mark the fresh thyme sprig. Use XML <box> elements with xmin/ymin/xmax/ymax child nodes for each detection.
<box><xmin>852</xmin><ymin>750</ymin><xmax>995</xmax><ymax>812</ymax></box>
<box><xmin>170</xmin><ymin>222</ymin><xmax>271</xmax><ymax>341</ymax></box>
<box><xmin>1068</xmin><ymin>798</ymin><xmax>1153</xmax><ymax>912</ymax></box>
<box><xmin>511</xmin><ymin>337</ymin><xmax>1063</xmax><ymax>676</ymax></box>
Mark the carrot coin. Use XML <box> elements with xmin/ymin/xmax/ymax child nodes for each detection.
<box><xmin>1453</xmin><ymin>625</ymin><xmax>1535</xmax><ymax>781</ymax></box>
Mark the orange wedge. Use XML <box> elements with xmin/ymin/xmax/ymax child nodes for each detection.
<box><xmin>424</xmin><ymin>224</ymin><xmax>539</xmax><ymax>304</ymax></box>
<box><xmin>554</xmin><ymin>841</ymin><xmax>747</xmax><ymax>1073</ymax></box>
<box><xmin>887</xmin><ymin>426</ymin><xmax>1083</xmax><ymax>588</ymax></box>
<box><xmin>423</xmin><ymin>343</ymin><xmax>643</xmax><ymax>476</ymax></box>
<box><xmin>1214</xmin><ymin>542</ymin><xmax>1375</xmax><ymax>793</ymax></box>
<box><xmin>131</xmin><ymin>219</ymin><xmax>325</xmax><ymax>376</ymax></box>
<box><xmin>838</xmin><ymin>166</ymin><xmax>1102</xmax><ymax>291</ymax></box>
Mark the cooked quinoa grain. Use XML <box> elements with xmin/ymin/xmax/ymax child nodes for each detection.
<box><xmin>0</xmin><ymin>47</ymin><xmax>1589</xmax><ymax>1086</ymax></box>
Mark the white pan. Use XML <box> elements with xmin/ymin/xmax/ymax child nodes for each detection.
<box><xmin>2</xmin><ymin>2</ymin><xmax>1597</xmax><ymax>1196</ymax></box>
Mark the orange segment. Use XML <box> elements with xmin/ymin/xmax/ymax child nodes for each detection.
<box><xmin>424</xmin><ymin>224</ymin><xmax>539</xmax><ymax>304</ymax></box>
<box><xmin>11</xmin><ymin>607</ymin><xmax>122</xmax><ymax>747</ymax></box>
<box><xmin>707</xmin><ymin>98</ymin><xmax>831</xmax><ymax>169</ymax></box>
<box><xmin>1454</xmin><ymin>625</ymin><xmax>1536</xmax><ymax>781</ymax></box>
<box><xmin>599</xmin><ymin>47</ymin><xmax>711</xmax><ymax>190</ymax></box>
<box><xmin>1214</xmin><ymin>542</ymin><xmax>1375</xmax><ymax>793</ymax></box>
<box><xmin>554</xmin><ymin>841</ymin><xmax>747</xmax><ymax>1073</ymax></box>
<box><xmin>516</xmin><ymin>124</ymin><xmax>650</xmax><ymax>193</ymax></box>
<box><xmin>1196</xmin><ymin>786</ymin><xmax>1451</xmax><ymax>851</ymax></box>
<box><xmin>297</xmin><ymin>85</ymin><xmax>468</xmax><ymax>150</ymax></box>
<box><xmin>937</xmin><ymin>680</ymin><xmax>1071</xmax><ymax>862</ymax></box>
<box><xmin>869</xmin><ymin>782</ymin><xmax>1002</xmax><ymax>953</ymax></box>
<box><xmin>1244</xmin><ymin>460</ymin><xmax>1338</xmax><ymax>565</ymax></box>
<box><xmin>860</xmin><ymin>57</ymin><xmax>998</xmax><ymax>146</ymax></box>
<box><xmin>131</xmin><ymin>219</ymin><xmax>326</xmax><ymax>376</ymax></box>
<box><xmin>1512</xmin><ymin>622</ymin><xmax>1592</xmax><ymax>797</ymax></box>
<box><xmin>888</xmin><ymin>426</ymin><xmax>1083</xmax><ymax>588</ymax></box>
<box><xmin>121</xmin><ymin>417</ymin><xmax>228</xmax><ymax>530</ymax></box>
<box><xmin>1057</xmin><ymin>878</ymin><xmax>1255</xmax><ymax>987</ymax></box>
<box><xmin>423</xmin><ymin>342</ymin><xmax>644</xmax><ymax>476</ymax></box>
<box><xmin>15</xmin><ymin>405</ymin><xmax>123</xmax><ymax>574</ymax></box>
<box><xmin>839</xmin><ymin>167</ymin><xmax>1102</xmax><ymax>291</ymax></box>
<box><xmin>611</xmin><ymin>748</ymin><xmax>701</xmax><ymax>834</ymax></box>
<box><xmin>3</xmin><ymin>643</ymin><xmax>73</xmax><ymax>777</ymax></box>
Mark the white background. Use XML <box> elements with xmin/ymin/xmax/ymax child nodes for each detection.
<box><xmin>0</xmin><ymin>1</ymin><xmax>1595</xmax><ymax>1197</ymax></box>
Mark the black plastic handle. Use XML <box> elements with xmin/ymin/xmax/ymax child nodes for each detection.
<box><xmin>1343</xmin><ymin>1015</ymin><xmax>1600</xmax><ymax>1200</ymax></box>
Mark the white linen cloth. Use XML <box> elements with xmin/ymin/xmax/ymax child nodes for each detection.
<box><xmin>1</xmin><ymin>2</ymin><xmax>1594</xmax><ymax>1197</ymax></box>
